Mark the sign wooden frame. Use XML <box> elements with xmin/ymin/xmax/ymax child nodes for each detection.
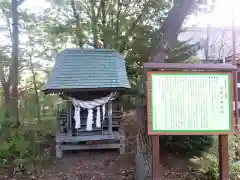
<box><xmin>146</xmin><ymin>71</ymin><xmax>234</xmax><ymax>135</ymax></box>
<box><xmin>144</xmin><ymin>62</ymin><xmax>238</xmax><ymax>180</ymax></box>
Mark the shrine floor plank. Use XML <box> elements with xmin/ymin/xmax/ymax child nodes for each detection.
<box><xmin>56</xmin><ymin>131</ymin><xmax>124</xmax><ymax>143</ymax></box>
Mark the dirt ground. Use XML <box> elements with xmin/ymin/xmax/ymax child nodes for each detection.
<box><xmin>0</xmin><ymin>149</ymin><xmax>200</xmax><ymax>180</ymax></box>
<box><xmin>36</xmin><ymin>150</ymin><xmax>135</xmax><ymax>180</ymax></box>
<box><xmin>0</xmin><ymin>150</ymin><xmax>135</xmax><ymax>180</ymax></box>
<box><xmin>0</xmin><ymin>111</ymin><xmax>199</xmax><ymax>180</ymax></box>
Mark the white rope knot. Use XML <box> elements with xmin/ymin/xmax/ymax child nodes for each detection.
<box><xmin>69</xmin><ymin>92</ymin><xmax>117</xmax><ymax>131</ymax></box>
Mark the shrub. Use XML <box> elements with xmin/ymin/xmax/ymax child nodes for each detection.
<box><xmin>0</xmin><ymin>118</ymin><xmax>53</xmax><ymax>172</ymax></box>
<box><xmin>195</xmin><ymin>154</ymin><xmax>240</xmax><ymax>180</ymax></box>
<box><xmin>192</xmin><ymin>136</ymin><xmax>240</xmax><ymax>179</ymax></box>
<box><xmin>160</xmin><ymin>135</ymin><xmax>214</xmax><ymax>157</ymax></box>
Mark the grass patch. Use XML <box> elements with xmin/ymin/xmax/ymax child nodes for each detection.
<box><xmin>190</xmin><ymin>136</ymin><xmax>240</xmax><ymax>179</ymax></box>
<box><xmin>0</xmin><ymin>117</ymin><xmax>55</xmax><ymax>174</ymax></box>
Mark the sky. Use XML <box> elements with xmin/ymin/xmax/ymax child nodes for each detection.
<box><xmin>0</xmin><ymin>0</ymin><xmax>239</xmax><ymax>44</ymax></box>
<box><xmin>187</xmin><ymin>0</ymin><xmax>239</xmax><ymax>27</ymax></box>
<box><xmin>0</xmin><ymin>0</ymin><xmax>50</xmax><ymax>45</ymax></box>
<box><xmin>21</xmin><ymin>0</ymin><xmax>240</xmax><ymax>27</ymax></box>
<box><xmin>0</xmin><ymin>0</ymin><xmax>239</xmax><ymax>50</ymax></box>
<box><xmin>182</xmin><ymin>0</ymin><xmax>240</xmax><ymax>60</ymax></box>
<box><xmin>20</xmin><ymin>0</ymin><xmax>50</xmax><ymax>10</ymax></box>
<box><xmin>22</xmin><ymin>0</ymin><xmax>240</xmax><ymax>27</ymax></box>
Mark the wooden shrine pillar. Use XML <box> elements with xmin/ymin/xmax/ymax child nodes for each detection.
<box><xmin>67</xmin><ymin>101</ymin><xmax>72</xmax><ymax>136</ymax></box>
<box><xmin>108</xmin><ymin>100</ymin><xmax>113</xmax><ymax>134</ymax></box>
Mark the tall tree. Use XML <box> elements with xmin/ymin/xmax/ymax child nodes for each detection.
<box><xmin>89</xmin><ymin>0</ymin><xmax>98</xmax><ymax>47</ymax></box>
<box><xmin>135</xmin><ymin>1</ymin><xmax>215</xmax><ymax>179</ymax></box>
<box><xmin>0</xmin><ymin>50</ymin><xmax>11</xmax><ymax>117</ymax></box>
<box><xmin>0</xmin><ymin>0</ymin><xmax>13</xmax><ymax>117</ymax></box>
<box><xmin>70</xmin><ymin>0</ymin><xmax>83</xmax><ymax>48</ymax></box>
<box><xmin>11</xmin><ymin>0</ymin><xmax>20</xmax><ymax>125</ymax></box>
<box><xmin>0</xmin><ymin>0</ymin><xmax>41</xmax><ymax>119</ymax></box>
<box><xmin>151</xmin><ymin>0</ymin><xmax>197</xmax><ymax>62</ymax></box>
<box><xmin>27</xmin><ymin>48</ymin><xmax>41</xmax><ymax>123</ymax></box>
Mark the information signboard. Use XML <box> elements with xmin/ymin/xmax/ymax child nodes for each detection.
<box><xmin>147</xmin><ymin>71</ymin><xmax>233</xmax><ymax>135</ymax></box>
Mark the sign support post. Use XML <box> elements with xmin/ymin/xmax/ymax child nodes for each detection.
<box><xmin>152</xmin><ymin>136</ymin><xmax>160</xmax><ymax>179</ymax></box>
<box><xmin>144</xmin><ymin>63</ymin><xmax>238</xmax><ymax>180</ymax></box>
<box><xmin>219</xmin><ymin>135</ymin><xmax>229</xmax><ymax>180</ymax></box>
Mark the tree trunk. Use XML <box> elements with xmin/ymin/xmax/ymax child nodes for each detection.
<box><xmin>204</xmin><ymin>24</ymin><xmax>210</xmax><ymax>61</ymax></box>
<box><xmin>71</xmin><ymin>0</ymin><xmax>83</xmax><ymax>48</ymax></box>
<box><xmin>151</xmin><ymin>0</ymin><xmax>197</xmax><ymax>62</ymax></box>
<box><xmin>135</xmin><ymin>1</ymin><xmax>198</xmax><ymax>179</ymax></box>
<box><xmin>113</xmin><ymin>0</ymin><xmax>121</xmax><ymax>50</ymax></box>
<box><xmin>11</xmin><ymin>0</ymin><xmax>20</xmax><ymax>126</ymax></box>
<box><xmin>29</xmin><ymin>56</ymin><xmax>41</xmax><ymax>123</ymax></box>
<box><xmin>135</xmin><ymin>106</ymin><xmax>152</xmax><ymax>180</ymax></box>
<box><xmin>90</xmin><ymin>0</ymin><xmax>98</xmax><ymax>48</ymax></box>
<box><xmin>100</xmin><ymin>0</ymin><xmax>107</xmax><ymax>48</ymax></box>
<box><xmin>0</xmin><ymin>64</ymin><xmax>11</xmax><ymax>118</ymax></box>
<box><xmin>2</xmin><ymin>82</ymin><xmax>11</xmax><ymax>118</ymax></box>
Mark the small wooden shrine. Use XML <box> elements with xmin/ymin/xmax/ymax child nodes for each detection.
<box><xmin>43</xmin><ymin>48</ymin><xmax>130</xmax><ymax>159</ymax></box>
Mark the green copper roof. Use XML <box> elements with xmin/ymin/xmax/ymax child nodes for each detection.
<box><xmin>43</xmin><ymin>48</ymin><xmax>130</xmax><ymax>92</ymax></box>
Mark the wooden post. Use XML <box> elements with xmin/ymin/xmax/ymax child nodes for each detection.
<box><xmin>219</xmin><ymin>135</ymin><xmax>229</xmax><ymax>180</ymax></box>
<box><xmin>67</xmin><ymin>101</ymin><xmax>72</xmax><ymax>136</ymax></box>
<box><xmin>152</xmin><ymin>136</ymin><xmax>160</xmax><ymax>180</ymax></box>
<box><xmin>56</xmin><ymin>104</ymin><xmax>60</xmax><ymax>134</ymax></box>
<box><xmin>108</xmin><ymin>100</ymin><xmax>113</xmax><ymax>134</ymax></box>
